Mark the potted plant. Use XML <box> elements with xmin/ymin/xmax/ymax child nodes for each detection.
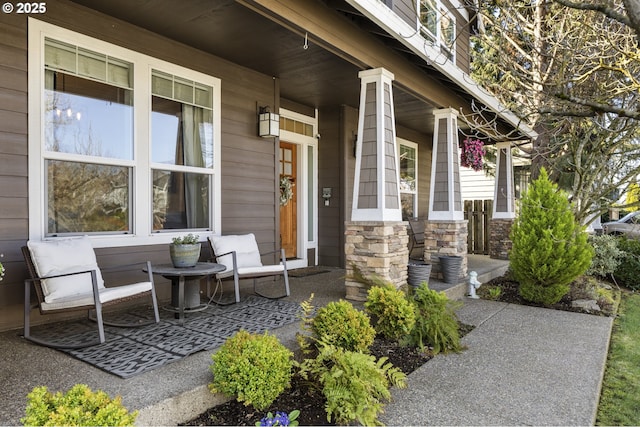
<box><xmin>169</xmin><ymin>233</ymin><xmax>201</xmax><ymax>268</ymax></box>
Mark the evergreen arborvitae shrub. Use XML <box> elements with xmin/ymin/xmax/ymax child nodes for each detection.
<box><xmin>312</xmin><ymin>300</ymin><xmax>375</xmax><ymax>353</ymax></box>
<box><xmin>509</xmin><ymin>168</ymin><xmax>593</xmax><ymax>304</ymax></box>
<box><xmin>365</xmin><ymin>284</ymin><xmax>416</xmax><ymax>340</ymax></box>
<box><xmin>209</xmin><ymin>330</ymin><xmax>293</xmax><ymax>410</ymax></box>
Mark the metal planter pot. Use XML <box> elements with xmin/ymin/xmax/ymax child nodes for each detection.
<box><xmin>439</xmin><ymin>255</ymin><xmax>462</xmax><ymax>284</ymax></box>
<box><xmin>408</xmin><ymin>261</ymin><xmax>432</xmax><ymax>288</ymax></box>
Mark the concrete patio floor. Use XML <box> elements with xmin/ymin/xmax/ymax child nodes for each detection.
<box><xmin>0</xmin><ymin>255</ymin><xmax>510</xmax><ymax>425</ymax></box>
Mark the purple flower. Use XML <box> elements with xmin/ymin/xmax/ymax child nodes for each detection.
<box><xmin>460</xmin><ymin>138</ymin><xmax>485</xmax><ymax>172</ymax></box>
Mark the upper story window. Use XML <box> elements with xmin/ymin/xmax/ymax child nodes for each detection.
<box><xmin>29</xmin><ymin>19</ymin><xmax>221</xmax><ymax>247</ymax></box>
<box><xmin>419</xmin><ymin>0</ymin><xmax>456</xmax><ymax>61</ymax></box>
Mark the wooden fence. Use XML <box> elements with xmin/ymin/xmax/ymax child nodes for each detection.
<box><xmin>464</xmin><ymin>199</ymin><xmax>492</xmax><ymax>255</ymax></box>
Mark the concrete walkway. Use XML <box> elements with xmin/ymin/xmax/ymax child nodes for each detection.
<box><xmin>380</xmin><ymin>299</ymin><xmax>613</xmax><ymax>426</ymax></box>
<box><xmin>0</xmin><ymin>260</ymin><xmax>613</xmax><ymax>426</ymax></box>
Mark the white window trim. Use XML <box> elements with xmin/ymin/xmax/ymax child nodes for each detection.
<box><xmin>439</xmin><ymin>7</ymin><xmax>456</xmax><ymax>62</ymax></box>
<box><xmin>417</xmin><ymin>0</ymin><xmax>456</xmax><ymax>63</ymax></box>
<box><xmin>279</xmin><ymin>108</ymin><xmax>318</xmax><ymax>268</ymax></box>
<box><xmin>28</xmin><ymin>18</ymin><xmax>222</xmax><ymax>248</ymax></box>
<box><xmin>397</xmin><ymin>138</ymin><xmax>419</xmax><ymax>219</ymax></box>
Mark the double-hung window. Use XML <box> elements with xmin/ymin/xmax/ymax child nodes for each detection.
<box><xmin>29</xmin><ymin>19</ymin><xmax>221</xmax><ymax>247</ymax></box>
<box><xmin>419</xmin><ymin>0</ymin><xmax>456</xmax><ymax>61</ymax></box>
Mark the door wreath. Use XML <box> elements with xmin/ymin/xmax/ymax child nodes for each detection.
<box><xmin>280</xmin><ymin>175</ymin><xmax>294</xmax><ymax>206</ymax></box>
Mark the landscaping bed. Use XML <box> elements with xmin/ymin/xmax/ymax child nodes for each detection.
<box><xmin>181</xmin><ymin>325</ymin><xmax>473</xmax><ymax>427</ymax></box>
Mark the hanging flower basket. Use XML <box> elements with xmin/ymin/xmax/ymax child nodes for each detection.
<box><xmin>280</xmin><ymin>175</ymin><xmax>294</xmax><ymax>206</ymax></box>
<box><xmin>460</xmin><ymin>138</ymin><xmax>485</xmax><ymax>172</ymax></box>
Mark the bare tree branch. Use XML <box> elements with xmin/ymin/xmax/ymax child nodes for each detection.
<box><xmin>553</xmin><ymin>0</ymin><xmax>634</xmax><ymax>31</ymax></box>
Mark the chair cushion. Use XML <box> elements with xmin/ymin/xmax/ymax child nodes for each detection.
<box><xmin>27</xmin><ymin>236</ymin><xmax>105</xmax><ymax>304</ymax></box>
<box><xmin>216</xmin><ymin>264</ymin><xmax>284</xmax><ymax>279</ymax></box>
<box><xmin>40</xmin><ymin>281</ymin><xmax>152</xmax><ymax>312</ymax></box>
<box><xmin>209</xmin><ymin>233</ymin><xmax>263</xmax><ymax>272</ymax></box>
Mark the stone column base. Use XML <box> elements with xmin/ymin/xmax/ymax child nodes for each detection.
<box><xmin>489</xmin><ymin>218</ymin><xmax>513</xmax><ymax>260</ymax></box>
<box><xmin>344</xmin><ymin>221</ymin><xmax>409</xmax><ymax>301</ymax></box>
<box><xmin>423</xmin><ymin>220</ymin><xmax>468</xmax><ymax>282</ymax></box>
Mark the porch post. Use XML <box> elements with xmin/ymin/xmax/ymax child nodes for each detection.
<box><xmin>424</xmin><ymin>108</ymin><xmax>468</xmax><ymax>282</ymax></box>
<box><xmin>345</xmin><ymin>68</ymin><xmax>408</xmax><ymax>300</ymax></box>
<box><xmin>490</xmin><ymin>142</ymin><xmax>516</xmax><ymax>259</ymax></box>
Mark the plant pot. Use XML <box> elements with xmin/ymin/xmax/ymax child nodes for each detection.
<box><xmin>407</xmin><ymin>261</ymin><xmax>432</xmax><ymax>289</ymax></box>
<box><xmin>169</xmin><ymin>243</ymin><xmax>201</xmax><ymax>268</ymax></box>
<box><xmin>439</xmin><ymin>255</ymin><xmax>462</xmax><ymax>284</ymax></box>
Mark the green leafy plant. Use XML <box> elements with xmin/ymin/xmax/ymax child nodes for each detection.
<box><xmin>404</xmin><ymin>283</ymin><xmax>463</xmax><ymax>354</ymax></box>
<box><xmin>614</xmin><ymin>237</ymin><xmax>640</xmax><ymax>291</ymax></box>
<box><xmin>209</xmin><ymin>330</ymin><xmax>293</xmax><ymax>411</ymax></box>
<box><xmin>365</xmin><ymin>283</ymin><xmax>416</xmax><ymax>340</ymax></box>
<box><xmin>256</xmin><ymin>410</ymin><xmax>300</xmax><ymax>426</ymax></box>
<box><xmin>311</xmin><ymin>299</ymin><xmax>375</xmax><ymax>353</ymax></box>
<box><xmin>586</xmin><ymin>234</ymin><xmax>624</xmax><ymax>278</ymax></box>
<box><xmin>171</xmin><ymin>233</ymin><xmax>199</xmax><ymax>245</ymax></box>
<box><xmin>487</xmin><ymin>286</ymin><xmax>502</xmax><ymax>300</ymax></box>
<box><xmin>298</xmin><ymin>341</ymin><xmax>407</xmax><ymax>425</ymax></box>
<box><xmin>21</xmin><ymin>384</ymin><xmax>137</xmax><ymax>426</ymax></box>
<box><xmin>296</xmin><ymin>294</ymin><xmax>316</xmax><ymax>356</ymax></box>
<box><xmin>509</xmin><ymin>168</ymin><xmax>593</xmax><ymax>304</ymax></box>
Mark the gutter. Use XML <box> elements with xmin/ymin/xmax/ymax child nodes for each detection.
<box><xmin>345</xmin><ymin>0</ymin><xmax>538</xmax><ymax>140</ymax></box>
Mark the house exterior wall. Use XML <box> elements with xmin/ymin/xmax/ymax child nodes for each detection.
<box><xmin>383</xmin><ymin>0</ymin><xmax>472</xmax><ymax>74</ymax></box>
<box><xmin>318</xmin><ymin>106</ymin><xmax>344</xmax><ymax>268</ymax></box>
<box><xmin>0</xmin><ymin>1</ymin><xmax>283</xmax><ymax>331</ymax></box>
<box><xmin>460</xmin><ymin>168</ymin><xmax>495</xmax><ymax>200</ymax></box>
<box><xmin>397</xmin><ymin>125</ymin><xmax>432</xmax><ymax>218</ymax></box>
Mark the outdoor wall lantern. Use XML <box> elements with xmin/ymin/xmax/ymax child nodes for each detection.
<box><xmin>258</xmin><ymin>106</ymin><xmax>280</xmax><ymax>138</ymax></box>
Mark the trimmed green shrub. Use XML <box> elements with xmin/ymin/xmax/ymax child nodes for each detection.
<box><xmin>298</xmin><ymin>341</ymin><xmax>407</xmax><ymax>425</ymax></box>
<box><xmin>404</xmin><ymin>283</ymin><xmax>462</xmax><ymax>354</ymax></box>
<box><xmin>614</xmin><ymin>237</ymin><xmax>640</xmax><ymax>291</ymax></box>
<box><xmin>209</xmin><ymin>330</ymin><xmax>293</xmax><ymax>410</ymax></box>
<box><xmin>587</xmin><ymin>234</ymin><xmax>624</xmax><ymax>277</ymax></box>
<box><xmin>21</xmin><ymin>384</ymin><xmax>137</xmax><ymax>426</ymax></box>
<box><xmin>510</xmin><ymin>168</ymin><xmax>593</xmax><ymax>304</ymax></box>
<box><xmin>365</xmin><ymin>284</ymin><xmax>416</xmax><ymax>340</ymax></box>
<box><xmin>312</xmin><ymin>300</ymin><xmax>375</xmax><ymax>353</ymax></box>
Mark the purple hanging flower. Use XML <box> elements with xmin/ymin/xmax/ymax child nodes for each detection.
<box><xmin>460</xmin><ymin>138</ymin><xmax>485</xmax><ymax>172</ymax></box>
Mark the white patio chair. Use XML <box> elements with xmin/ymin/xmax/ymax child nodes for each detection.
<box><xmin>207</xmin><ymin>233</ymin><xmax>290</xmax><ymax>304</ymax></box>
<box><xmin>22</xmin><ymin>236</ymin><xmax>160</xmax><ymax>349</ymax></box>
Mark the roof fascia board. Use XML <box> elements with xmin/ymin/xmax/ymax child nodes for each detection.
<box><xmin>346</xmin><ymin>0</ymin><xmax>536</xmax><ymax>139</ymax></box>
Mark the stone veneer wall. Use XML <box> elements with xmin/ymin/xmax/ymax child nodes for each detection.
<box><xmin>489</xmin><ymin>218</ymin><xmax>513</xmax><ymax>260</ymax></box>
<box><xmin>344</xmin><ymin>221</ymin><xmax>409</xmax><ymax>301</ymax></box>
<box><xmin>423</xmin><ymin>220</ymin><xmax>468</xmax><ymax>282</ymax></box>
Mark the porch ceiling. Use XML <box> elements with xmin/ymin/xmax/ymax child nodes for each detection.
<box><xmin>69</xmin><ymin>0</ymin><xmax>436</xmax><ymax>134</ymax></box>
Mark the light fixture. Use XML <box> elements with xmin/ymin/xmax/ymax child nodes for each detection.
<box><xmin>258</xmin><ymin>106</ymin><xmax>280</xmax><ymax>138</ymax></box>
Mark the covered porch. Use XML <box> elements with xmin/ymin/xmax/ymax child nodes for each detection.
<box><xmin>0</xmin><ymin>255</ymin><xmax>507</xmax><ymax>426</ymax></box>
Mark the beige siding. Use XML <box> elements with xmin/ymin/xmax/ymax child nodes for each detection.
<box><xmin>460</xmin><ymin>168</ymin><xmax>495</xmax><ymax>200</ymax></box>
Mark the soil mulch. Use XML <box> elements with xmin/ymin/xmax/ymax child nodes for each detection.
<box><xmin>182</xmin><ymin>274</ymin><xmax>613</xmax><ymax>426</ymax></box>
<box><xmin>180</xmin><ymin>328</ymin><xmax>473</xmax><ymax>426</ymax></box>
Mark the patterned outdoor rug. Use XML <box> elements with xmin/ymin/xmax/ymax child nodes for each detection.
<box><xmin>28</xmin><ymin>296</ymin><xmax>302</xmax><ymax>379</ymax></box>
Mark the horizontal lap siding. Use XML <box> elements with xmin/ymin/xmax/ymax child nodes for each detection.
<box><xmin>0</xmin><ymin>2</ymin><xmax>278</xmax><ymax>331</ymax></box>
<box><xmin>0</xmin><ymin>16</ymin><xmax>29</xmax><ymax>329</ymax></box>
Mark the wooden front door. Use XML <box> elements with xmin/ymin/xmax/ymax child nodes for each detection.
<box><xmin>280</xmin><ymin>142</ymin><xmax>297</xmax><ymax>258</ymax></box>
